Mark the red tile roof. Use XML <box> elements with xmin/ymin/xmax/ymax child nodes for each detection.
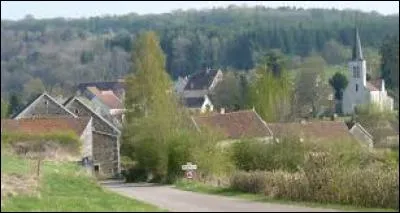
<box><xmin>192</xmin><ymin>110</ymin><xmax>272</xmax><ymax>140</ymax></box>
<box><xmin>366</xmin><ymin>79</ymin><xmax>383</xmax><ymax>91</ymax></box>
<box><xmin>97</xmin><ymin>90</ymin><xmax>123</xmax><ymax>109</ymax></box>
<box><xmin>1</xmin><ymin>117</ymin><xmax>91</xmax><ymax>136</ymax></box>
<box><xmin>267</xmin><ymin>121</ymin><xmax>355</xmax><ymax>142</ymax></box>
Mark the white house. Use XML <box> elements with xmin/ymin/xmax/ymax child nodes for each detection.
<box><xmin>342</xmin><ymin>27</ymin><xmax>394</xmax><ymax>114</ymax></box>
<box><xmin>183</xmin><ymin>95</ymin><xmax>214</xmax><ymax>113</ymax></box>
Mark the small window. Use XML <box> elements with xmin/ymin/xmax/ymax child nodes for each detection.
<box><xmin>94</xmin><ymin>165</ymin><xmax>100</xmax><ymax>173</ymax></box>
<box><xmin>356</xmin><ymin>84</ymin><xmax>358</xmax><ymax>92</ymax></box>
<box><xmin>44</xmin><ymin>100</ymin><xmax>49</xmax><ymax>105</ymax></box>
<box><xmin>74</xmin><ymin>109</ymin><xmax>79</xmax><ymax>114</ymax></box>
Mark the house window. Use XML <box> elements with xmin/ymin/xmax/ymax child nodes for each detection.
<box><xmin>353</xmin><ymin>66</ymin><xmax>357</xmax><ymax>78</ymax></box>
<box><xmin>44</xmin><ymin>100</ymin><xmax>49</xmax><ymax>105</ymax></box>
<box><xmin>356</xmin><ymin>84</ymin><xmax>358</xmax><ymax>92</ymax></box>
<box><xmin>94</xmin><ymin>165</ymin><xmax>100</xmax><ymax>174</ymax></box>
<box><xmin>74</xmin><ymin>109</ymin><xmax>79</xmax><ymax>114</ymax></box>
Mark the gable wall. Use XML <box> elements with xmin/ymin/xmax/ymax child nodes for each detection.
<box><xmin>66</xmin><ymin>100</ymin><xmax>119</xmax><ymax>135</ymax></box>
<box><xmin>92</xmin><ymin>132</ymin><xmax>119</xmax><ymax>177</ymax></box>
<box><xmin>16</xmin><ymin>95</ymin><xmax>74</xmax><ymax>119</ymax></box>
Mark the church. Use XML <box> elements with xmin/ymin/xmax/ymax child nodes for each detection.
<box><xmin>342</xmin><ymin>27</ymin><xmax>394</xmax><ymax>115</ymax></box>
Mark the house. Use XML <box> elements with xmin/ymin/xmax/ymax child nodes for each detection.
<box><xmin>1</xmin><ymin>117</ymin><xmax>93</xmax><ymax>160</ymax></box>
<box><xmin>348</xmin><ymin>122</ymin><xmax>374</xmax><ymax>148</ymax></box>
<box><xmin>267</xmin><ymin>120</ymin><xmax>357</xmax><ymax>143</ymax></box>
<box><xmin>349</xmin><ymin>121</ymin><xmax>399</xmax><ymax>149</ymax></box>
<box><xmin>12</xmin><ymin>92</ymin><xmax>77</xmax><ymax>119</ymax></box>
<box><xmin>183</xmin><ymin>95</ymin><xmax>214</xmax><ymax>113</ymax></box>
<box><xmin>84</xmin><ymin>86</ymin><xmax>124</xmax><ymax>114</ymax></box>
<box><xmin>11</xmin><ymin>92</ymin><xmax>120</xmax><ymax>177</ymax></box>
<box><xmin>76</xmin><ymin>80</ymin><xmax>126</xmax><ymax>99</ymax></box>
<box><xmin>174</xmin><ymin>76</ymin><xmax>189</xmax><ymax>94</ymax></box>
<box><xmin>342</xmin><ymin>27</ymin><xmax>394</xmax><ymax>114</ymax></box>
<box><xmin>191</xmin><ymin>109</ymin><xmax>273</xmax><ymax>144</ymax></box>
<box><xmin>63</xmin><ymin>96</ymin><xmax>121</xmax><ymax>176</ymax></box>
<box><xmin>182</xmin><ymin>68</ymin><xmax>223</xmax><ymax>98</ymax></box>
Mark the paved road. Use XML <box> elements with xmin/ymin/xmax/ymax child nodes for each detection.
<box><xmin>101</xmin><ymin>181</ymin><xmax>341</xmax><ymax>212</ymax></box>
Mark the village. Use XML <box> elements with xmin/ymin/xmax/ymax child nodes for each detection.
<box><xmin>1</xmin><ymin>2</ymin><xmax>399</xmax><ymax>212</ymax></box>
<box><xmin>2</xmin><ymin>27</ymin><xmax>398</xmax><ymax>178</ymax></box>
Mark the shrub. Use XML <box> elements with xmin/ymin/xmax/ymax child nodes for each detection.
<box><xmin>231</xmin><ymin>137</ymin><xmax>306</xmax><ymax>172</ymax></box>
<box><xmin>229</xmin><ymin>163</ymin><xmax>399</xmax><ymax>209</ymax></box>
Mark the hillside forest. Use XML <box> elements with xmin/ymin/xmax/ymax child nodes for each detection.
<box><xmin>1</xmin><ymin>6</ymin><xmax>399</xmax><ymax>111</ymax></box>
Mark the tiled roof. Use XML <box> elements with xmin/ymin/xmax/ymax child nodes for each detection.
<box><xmin>96</xmin><ymin>90</ymin><xmax>123</xmax><ymax>109</ymax></box>
<box><xmin>184</xmin><ymin>69</ymin><xmax>219</xmax><ymax>90</ymax></box>
<box><xmin>366</xmin><ymin>79</ymin><xmax>382</xmax><ymax>91</ymax></box>
<box><xmin>267</xmin><ymin>121</ymin><xmax>355</xmax><ymax>142</ymax></box>
<box><xmin>1</xmin><ymin>117</ymin><xmax>91</xmax><ymax>136</ymax></box>
<box><xmin>184</xmin><ymin>97</ymin><xmax>205</xmax><ymax>108</ymax></box>
<box><xmin>192</xmin><ymin>110</ymin><xmax>272</xmax><ymax>140</ymax></box>
<box><xmin>77</xmin><ymin>81</ymin><xmax>125</xmax><ymax>92</ymax></box>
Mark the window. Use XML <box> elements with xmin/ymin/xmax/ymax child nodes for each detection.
<box><xmin>74</xmin><ymin>109</ymin><xmax>79</xmax><ymax>114</ymax></box>
<box><xmin>94</xmin><ymin>165</ymin><xmax>100</xmax><ymax>174</ymax></box>
<box><xmin>44</xmin><ymin>100</ymin><xmax>49</xmax><ymax>105</ymax></box>
<box><xmin>356</xmin><ymin>84</ymin><xmax>358</xmax><ymax>92</ymax></box>
<box><xmin>353</xmin><ymin>66</ymin><xmax>357</xmax><ymax>78</ymax></box>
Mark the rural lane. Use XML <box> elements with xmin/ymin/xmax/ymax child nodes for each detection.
<box><xmin>101</xmin><ymin>180</ymin><xmax>341</xmax><ymax>212</ymax></box>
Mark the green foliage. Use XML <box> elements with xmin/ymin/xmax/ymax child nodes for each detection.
<box><xmin>1</xmin><ymin>99</ymin><xmax>8</xmax><ymax>118</ymax></box>
<box><xmin>7</xmin><ymin>94</ymin><xmax>22</xmax><ymax>117</ymax></box>
<box><xmin>210</xmin><ymin>71</ymin><xmax>248</xmax><ymax>111</ymax></box>
<box><xmin>293</xmin><ymin>55</ymin><xmax>332</xmax><ymax>118</ymax></box>
<box><xmin>248</xmin><ymin>52</ymin><xmax>293</xmax><ymax>122</ymax></box>
<box><xmin>329</xmin><ymin>72</ymin><xmax>349</xmax><ymax>100</ymax></box>
<box><xmin>380</xmin><ymin>34</ymin><xmax>399</xmax><ymax>91</ymax></box>
<box><xmin>2</xmin><ymin>7</ymin><xmax>399</xmax><ymax>102</ymax></box>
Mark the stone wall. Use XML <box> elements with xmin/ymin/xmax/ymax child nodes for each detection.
<box><xmin>92</xmin><ymin>131</ymin><xmax>119</xmax><ymax>177</ymax></box>
<box><xmin>66</xmin><ymin>100</ymin><xmax>119</xmax><ymax>135</ymax></box>
<box><xmin>79</xmin><ymin>118</ymin><xmax>93</xmax><ymax>160</ymax></box>
<box><xmin>16</xmin><ymin>95</ymin><xmax>74</xmax><ymax>119</ymax></box>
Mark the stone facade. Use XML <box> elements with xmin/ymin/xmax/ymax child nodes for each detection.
<box><xmin>65</xmin><ymin>98</ymin><xmax>120</xmax><ymax>135</ymax></box>
<box><xmin>14</xmin><ymin>93</ymin><xmax>76</xmax><ymax>119</ymax></box>
<box><xmin>80</xmin><ymin>118</ymin><xmax>93</xmax><ymax>160</ymax></box>
<box><xmin>92</xmin><ymin>131</ymin><xmax>120</xmax><ymax>177</ymax></box>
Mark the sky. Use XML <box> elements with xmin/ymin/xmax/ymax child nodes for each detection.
<box><xmin>1</xmin><ymin>1</ymin><xmax>399</xmax><ymax>20</ymax></box>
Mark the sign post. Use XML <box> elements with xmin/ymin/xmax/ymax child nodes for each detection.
<box><xmin>181</xmin><ymin>162</ymin><xmax>197</xmax><ymax>180</ymax></box>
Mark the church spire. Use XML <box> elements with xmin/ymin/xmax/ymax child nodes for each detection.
<box><xmin>352</xmin><ymin>27</ymin><xmax>364</xmax><ymax>61</ymax></box>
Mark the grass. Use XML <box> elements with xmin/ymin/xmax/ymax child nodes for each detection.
<box><xmin>174</xmin><ymin>179</ymin><xmax>397</xmax><ymax>212</ymax></box>
<box><xmin>1</xmin><ymin>153</ymin><xmax>165</xmax><ymax>212</ymax></box>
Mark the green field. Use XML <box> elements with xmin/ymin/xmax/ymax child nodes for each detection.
<box><xmin>1</xmin><ymin>153</ymin><xmax>164</xmax><ymax>212</ymax></box>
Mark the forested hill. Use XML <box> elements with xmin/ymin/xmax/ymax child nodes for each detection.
<box><xmin>1</xmin><ymin>6</ymin><xmax>399</xmax><ymax>101</ymax></box>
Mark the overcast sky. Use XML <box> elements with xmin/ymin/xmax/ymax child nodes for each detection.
<box><xmin>1</xmin><ymin>1</ymin><xmax>399</xmax><ymax>20</ymax></box>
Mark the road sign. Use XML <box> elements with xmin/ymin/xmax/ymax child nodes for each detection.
<box><xmin>181</xmin><ymin>162</ymin><xmax>197</xmax><ymax>171</ymax></box>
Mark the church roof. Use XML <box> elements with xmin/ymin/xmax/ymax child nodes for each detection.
<box><xmin>352</xmin><ymin>27</ymin><xmax>364</xmax><ymax>61</ymax></box>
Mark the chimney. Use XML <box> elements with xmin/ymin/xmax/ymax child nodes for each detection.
<box><xmin>220</xmin><ymin>108</ymin><xmax>225</xmax><ymax>114</ymax></box>
<box><xmin>206</xmin><ymin>67</ymin><xmax>210</xmax><ymax>74</ymax></box>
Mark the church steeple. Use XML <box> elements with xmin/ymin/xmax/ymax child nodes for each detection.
<box><xmin>352</xmin><ymin>27</ymin><xmax>364</xmax><ymax>61</ymax></box>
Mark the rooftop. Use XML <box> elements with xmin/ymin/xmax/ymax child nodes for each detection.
<box><xmin>192</xmin><ymin>110</ymin><xmax>272</xmax><ymax>140</ymax></box>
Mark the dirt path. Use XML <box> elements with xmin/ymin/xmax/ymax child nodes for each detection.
<box><xmin>101</xmin><ymin>181</ymin><xmax>341</xmax><ymax>212</ymax></box>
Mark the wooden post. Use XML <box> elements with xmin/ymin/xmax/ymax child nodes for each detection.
<box><xmin>36</xmin><ymin>157</ymin><xmax>41</xmax><ymax>177</ymax></box>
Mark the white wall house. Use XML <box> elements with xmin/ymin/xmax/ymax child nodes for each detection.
<box><xmin>342</xmin><ymin>28</ymin><xmax>394</xmax><ymax>114</ymax></box>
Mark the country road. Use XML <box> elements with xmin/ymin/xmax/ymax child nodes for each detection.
<box><xmin>101</xmin><ymin>181</ymin><xmax>341</xmax><ymax>212</ymax></box>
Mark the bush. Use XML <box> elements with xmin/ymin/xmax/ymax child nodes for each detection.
<box><xmin>231</xmin><ymin>137</ymin><xmax>306</xmax><ymax>172</ymax></box>
<box><xmin>229</xmin><ymin>162</ymin><xmax>399</xmax><ymax>209</ymax></box>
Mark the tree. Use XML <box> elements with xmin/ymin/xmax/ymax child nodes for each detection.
<box><xmin>293</xmin><ymin>56</ymin><xmax>332</xmax><ymax>118</ymax></box>
<box><xmin>23</xmin><ymin>78</ymin><xmax>45</xmax><ymax>101</ymax></box>
<box><xmin>1</xmin><ymin>99</ymin><xmax>8</xmax><ymax>118</ymax></box>
<box><xmin>123</xmin><ymin>31</ymin><xmax>188</xmax><ymax>181</ymax></box>
<box><xmin>211</xmin><ymin>71</ymin><xmax>247</xmax><ymax>111</ymax></box>
<box><xmin>248</xmin><ymin>53</ymin><xmax>292</xmax><ymax>122</ymax></box>
<box><xmin>329</xmin><ymin>72</ymin><xmax>348</xmax><ymax>101</ymax></box>
<box><xmin>8</xmin><ymin>93</ymin><xmax>21</xmax><ymax>117</ymax></box>
<box><xmin>380</xmin><ymin>34</ymin><xmax>399</xmax><ymax>91</ymax></box>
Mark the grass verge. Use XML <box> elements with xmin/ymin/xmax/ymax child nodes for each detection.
<box><xmin>1</xmin><ymin>153</ymin><xmax>165</xmax><ymax>212</ymax></box>
<box><xmin>174</xmin><ymin>179</ymin><xmax>397</xmax><ymax>212</ymax></box>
